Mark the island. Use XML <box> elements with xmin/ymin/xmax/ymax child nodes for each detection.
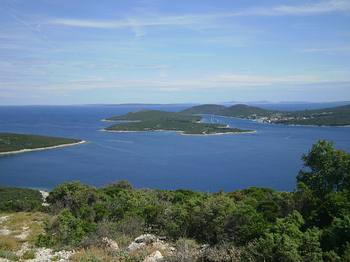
<box><xmin>182</xmin><ymin>104</ymin><xmax>350</xmax><ymax>126</ymax></box>
<box><xmin>104</xmin><ymin>110</ymin><xmax>253</xmax><ymax>135</ymax></box>
<box><xmin>0</xmin><ymin>133</ymin><xmax>86</xmax><ymax>156</ymax></box>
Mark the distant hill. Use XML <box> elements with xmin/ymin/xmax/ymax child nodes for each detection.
<box><xmin>182</xmin><ymin>104</ymin><xmax>227</xmax><ymax>115</ymax></box>
<box><xmin>182</xmin><ymin>104</ymin><xmax>350</xmax><ymax>126</ymax></box>
<box><xmin>104</xmin><ymin>110</ymin><xmax>252</xmax><ymax>135</ymax></box>
<box><xmin>106</xmin><ymin>110</ymin><xmax>201</xmax><ymax>122</ymax></box>
<box><xmin>223</xmin><ymin>104</ymin><xmax>275</xmax><ymax>117</ymax></box>
<box><xmin>279</xmin><ymin>104</ymin><xmax>350</xmax><ymax>126</ymax></box>
<box><xmin>182</xmin><ymin>104</ymin><xmax>274</xmax><ymax>117</ymax></box>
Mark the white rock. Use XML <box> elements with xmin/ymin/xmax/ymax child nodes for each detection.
<box><xmin>102</xmin><ymin>237</ymin><xmax>119</xmax><ymax>251</ymax></box>
<box><xmin>39</xmin><ymin>190</ymin><xmax>50</xmax><ymax>207</ymax></box>
<box><xmin>127</xmin><ymin>241</ymin><xmax>146</xmax><ymax>252</ymax></box>
<box><xmin>134</xmin><ymin>234</ymin><xmax>157</xmax><ymax>244</ymax></box>
<box><xmin>143</xmin><ymin>250</ymin><xmax>163</xmax><ymax>262</ymax></box>
<box><xmin>0</xmin><ymin>215</ymin><xmax>10</xmax><ymax>224</ymax></box>
<box><xmin>128</xmin><ymin>234</ymin><xmax>157</xmax><ymax>252</ymax></box>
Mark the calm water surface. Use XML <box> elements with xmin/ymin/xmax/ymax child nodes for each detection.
<box><xmin>0</xmin><ymin>105</ymin><xmax>349</xmax><ymax>191</ymax></box>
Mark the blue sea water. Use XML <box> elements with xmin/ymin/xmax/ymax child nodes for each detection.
<box><xmin>0</xmin><ymin>104</ymin><xmax>349</xmax><ymax>192</ymax></box>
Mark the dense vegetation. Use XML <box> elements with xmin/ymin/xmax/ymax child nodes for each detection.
<box><xmin>182</xmin><ymin>104</ymin><xmax>276</xmax><ymax>118</ymax></box>
<box><xmin>20</xmin><ymin>140</ymin><xmax>347</xmax><ymax>261</ymax></box>
<box><xmin>278</xmin><ymin>104</ymin><xmax>350</xmax><ymax>126</ymax></box>
<box><xmin>104</xmin><ymin>110</ymin><xmax>251</xmax><ymax>135</ymax></box>
<box><xmin>0</xmin><ymin>187</ymin><xmax>43</xmax><ymax>211</ymax></box>
<box><xmin>0</xmin><ymin>133</ymin><xmax>82</xmax><ymax>154</ymax></box>
<box><xmin>183</xmin><ymin>104</ymin><xmax>350</xmax><ymax>126</ymax></box>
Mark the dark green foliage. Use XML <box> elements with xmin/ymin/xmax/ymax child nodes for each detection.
<box><xmin>298</xmin><ymin>140</ymin><xmax>350</xmax><ymax>196</ymax></box>
<box><xmin>0</xmin><ymin>187</ymin><xmax>42</xmax><ymax>211</ymax></box>
<box><xmin>106</xmin><ymin>110</ymin><xmax>201</xmax><ymax>122</ymax></box>
<box><xmin>281</xmin><ymin>104</ymin><xmax>350</xmax><ymax>126</ymax></box>
<box><xmin>181</xmin><ymin>104</ymin><xmax>228</xmax><ymax>115</ymax></box>
<box><xmin>0</xmin><ymin>133</ymin><xmax>81</xmax><ymax>153</ymax></box>
<box><xmin>104</xmin><ymin>110</ymin><xmax>251</xmax><ymax>134</ymax></box>
<box><xmin>6</xmin><ymin>140</ymin><xmax>346</xmax><ymax>260</ymax></box>
<box><xmin>182</xmin><ymin>103</ymin><xmax>350</xmax><ymax>126</ymax></box>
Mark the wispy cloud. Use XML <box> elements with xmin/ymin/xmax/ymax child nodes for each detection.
<box><xmin>48</xmin><ymin>1</ymin><xmax>350</xmax><ymax>30</ymax></box>
<box><xmin>238</xmin><ymin>0</ymin><xmax>350</xmax><ymax>16</ymax></box>
<box><xmin>48</xmin><ymin>15</ymin><xmax>214</xmax><ymax>29</ymax></box>
<box><xmin>2</xmin><ymin>73</ymin><xmax>349</xmax><ymax>94</ymax></box>
<box><xmin>299</xmin><ymin>46</ymin><xmax>350</xmax><ymax>54</ymax></box>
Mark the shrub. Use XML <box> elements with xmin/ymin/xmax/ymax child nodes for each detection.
<box><xmin>22</xmin><ymin>249</ymin><xmax>36</xmax><ymax>259</ymax></box>
<box><xmin>0</xmin><ymin>187</ymin><xmax>42</xmax><ymax>212</ymax></box>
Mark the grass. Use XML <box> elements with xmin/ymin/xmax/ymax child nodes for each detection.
<box><xmin>22</xmin><ymin>249</ymin><xmax>36</xmax><ymax>259</ymax></box>
<box><xmin>0</xmin><ymin>212</ymin><xmax>49</xmax><ymax>251</ymax></box>
<box><xmin>71</xmin><ymin>247</ymin><xmax>116</xmax><ymax>262</ymax></box>
<box><xmin>0</xmin><ymin>235</ymin><xmax>21</xmax><ymax>251</ymax></box>
<box><xmin>0</xmin><ymin>249</ymin><xmax>19</xmax><ymax>261</ymax></box>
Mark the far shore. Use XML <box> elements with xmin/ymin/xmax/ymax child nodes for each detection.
<box><xmin>101</xmin><ymin>129</ymin><xmax>256</xmax><ymax>136</ymax></box>
<box><xmin>101</xmin><ymin>119</ymin><xmax>141</xmax><ymax>123</ymax></box>
<box><xmin>0</xmin><ymin>140</ymin><xmax>86</xmax><ymax>156</ymax></box>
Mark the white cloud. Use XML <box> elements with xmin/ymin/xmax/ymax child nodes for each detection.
<box><xmin>238</xmin><ymin>0</ymin><xmax>350</xmax><ymax>16</ymax></box>
<box><xmin>299</xmin><ymin>46</ymin><xmax>350</xmax><ymax>54</ymax></box>
<box><xmin>2</xmin><ymin>73</ymin><xmax>349</xmax><ymax>94</ymax></box>
<box><xmin>48</xmin><ymin>1</ymin><xmax>350</xmax><ymax>30</ymax></box>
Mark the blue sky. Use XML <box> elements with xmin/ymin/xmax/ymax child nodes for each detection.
<box><xmin>0</xmin><ymin>0</ymin><xmax>350</xmax><ymax>105</ymax></box>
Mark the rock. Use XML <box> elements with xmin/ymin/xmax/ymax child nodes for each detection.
<box><xmin>143</xmin><ymin>250</ymin><xmax>163</xmax><ymax>262</ymax></box>
<box><xmin>134</xmin><ymin>234</ymin><xmax>157</xmax><ymax>244</ymax></box>
<box><xmin>152</xmin><ymin>240</ymin><xmax>174</xmax><ymax>253</ymax></box>
<box><xmin>127</xmin><ymin>241</ymin><xmax>146</xmax><ymax>252</ymax></box>
<box><xmin>0</xmin><ymin>215</ymin><xmax>10</xmax><ymax>224</ymax></box>
<box><xmin>101</xmin><ymin>237</ymin><xmax>119</xmax><ymax>251</ymax></box>
<box><xmin>39</xmin><ymin>191</ymin><xmax>50</xmax><ymax>207</ymax></box>
<box><xmin>15</xmin><ymin>226</ymin><xmax>30</xmax><ymax>240</ymax></box>
<box><xmin>0</xmin><ymin>227</ymin><xmax>11</xmax><ymax>236</ymax></box>
<box><xmin>128</xmin><ymin>234</ymin><xmax>157</xmax><ymax>252</ymax></box>
<box><xmin>25</xmin><ymin>248</ymin><xmax>74</xmax><ymax>262</ymax></box>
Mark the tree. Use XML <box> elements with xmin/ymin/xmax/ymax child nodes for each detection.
<box><xmin>297</xmin><ymin>140</ymin><xmax>350</xmax><ymax>197</ymax></box>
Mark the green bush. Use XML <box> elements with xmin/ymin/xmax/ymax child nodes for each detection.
<box><xmin>0</xmin><ymin>187</ymin><xmax>42</xmax><ymax>212</ymax></box>
<box><xmin>29</xmin><ymin>140</ymin><xmax>350</xmax><ymax>261</ymax></box>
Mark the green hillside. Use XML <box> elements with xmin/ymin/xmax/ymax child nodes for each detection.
<box><xmin>106</xmin><ymin>110</ymin><xmax>201</xmax><ymax>122</ymax></box>
<box><xmin>182</xmin><ymin>104</ymin><xmax>350</xmax><ymax>126</ymax></box>
<box><xmin>0</xmin><ymin>133</ymin><xmax>82</xmax><ymax>154</ymax></box>
<box><xmin>104</xmin><ymin>110</ymin><xmax>251</xmax><ymax>134</ymax></box>
<box><xmin>223</xmin><ymin>104</ymin><xmax>275</xmax><ymax>117</ymax></box>
<box><xmin>182</xmin><ymin>104</ymin><xmax>227</xmax><ymax>115</ymax></box>
<box><xmin>278</xmin><ymin>104</ymin><xmax>350</xmax><ymax>126</ymax></box>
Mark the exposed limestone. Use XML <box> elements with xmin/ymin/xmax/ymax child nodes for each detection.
<box><xmin>101</xmin><ymin>237</ymin><xmax>119</xmax><ymax>251</ymax></box>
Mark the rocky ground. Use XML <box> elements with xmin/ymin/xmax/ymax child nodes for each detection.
<box><xmin>1</xmin><ymin>212</ymin><xmax>172</xmax><ymax>261</ymax></box>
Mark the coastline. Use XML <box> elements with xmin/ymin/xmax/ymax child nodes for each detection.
<box><xmin>102</xmin><ymin>129</ymin><xmax>256</xmax><ymax>136</ymax></box>
<box><xmin>0</xmin><ymin>140</ymin><xmax>86</xmax><ymax>156</ymax></box>
<box><xmin>201</xmin><ymin>114</ymin><xmax>350</xmax><ymax>128</ymax></box>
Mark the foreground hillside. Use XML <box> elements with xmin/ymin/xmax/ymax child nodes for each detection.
<box><xmin>104</xmin><ymin>110</ymin><xmax>252</xmax><ymax>135</ymax></box>
<box><xmin>0</xmin><ymin>133</ymin><xmax>84</xmax><ymax>155</ymax></box>
<box><xmin>1</xmin><ymin>140</ymin><xmax>349</xmax><ymax>261</ymax></box>
<box><xmin>183</xmin><ymin>104</ymin><xmax>350</xmax><ymax>126</ymax></box>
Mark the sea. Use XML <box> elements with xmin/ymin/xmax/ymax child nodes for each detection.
<box><xmin>0</xmin><ymin>103</ymin><xmax>349</xmax><ymax>192</ymax></box>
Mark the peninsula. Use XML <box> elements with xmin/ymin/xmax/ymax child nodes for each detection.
<box><xmin>0</xmin><ymin>133</ymin><xmax>85</xmax><ymax>156</ymax></box>
<box><xmin>104</xmin><ymin>110</ymin><xmax>252</xmax><ymax>135</ymax></box>
<box><xmin>182</xmin><ymin>104</ymin><xmax>350</xmax><ymax>126</ymax></box>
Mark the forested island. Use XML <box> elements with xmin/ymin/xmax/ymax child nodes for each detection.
<box><xmin>104</xmin><ymin>110</ymin><xmax>252</xmax><ymax>135</ymax></box>
<box><xmin>183</xmin><ymin>104</ymin><xmax>350</xmax><ymax>126</ymax></box>
<box><xmin>0</xmin><ymin>133</ymin><xmax>85</xmax><ymax>156</ymax></box>
<box><xmin>0</xmin><ymin>141</ymin><xmax>349</xmax><ymax>261</ymax></box>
